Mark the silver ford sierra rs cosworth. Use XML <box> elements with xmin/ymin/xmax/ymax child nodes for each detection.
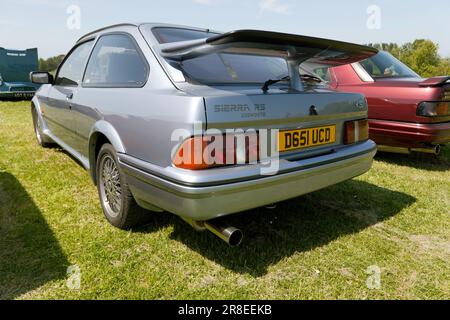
<box><xmin>30</xmin><ymin>23</ymin><xmax>378</xmax><ymax>245</ymax></box>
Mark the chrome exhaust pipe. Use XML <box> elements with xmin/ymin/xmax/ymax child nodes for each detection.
<box><xmin>377</xmin><ymin>145</ymin><xmax>441</xmax><ymax>155</ymax></box>
<box><xmin>204</xmin><ymin>222</ymin><xmax>243</xmax><ymax>247</ymax></box>
<box><xmin>182</xmin><ymin>218</ymin><xmax>243</xmax><ymax>247</ymax></box>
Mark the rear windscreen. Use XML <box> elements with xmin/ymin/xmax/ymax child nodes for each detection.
<box><xmin>153</xmin><ymin>28</ymin><xmax>289</xmax><ymax>85</ymax></box>
<box><xmin>359</xmin><ymin>51</ymin><xmax>420</xmax><ymax>79</ymax></box>
<box><xmin>179</xmin><ymin>53</ymin><xmax>288</xmax><ymax>85</ymax></box>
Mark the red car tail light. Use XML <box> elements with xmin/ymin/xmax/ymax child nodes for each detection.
<box><xmin>417</xmin><ymin>102</ymin><xmax>450</xmax><ymax>117</ymax></box>
<box><xmin>344</xmin><ymin>119</ymin><xmax>369</xmax><ymax>145</ymax></box>
<box><xmin>440</xmin><ymin>88</ymin><xmax>450</xmax><ymax>101</ymax></box>
<box><xmin>173</xmin><ymin>133</ymin><xmax>259</xmax><ymax>170</ymax></box>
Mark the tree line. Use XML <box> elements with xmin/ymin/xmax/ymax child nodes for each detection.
<box><xmin>38</xmin><ymin>55</ymin><xmax>65</xmax><ymax>74</ymax></box>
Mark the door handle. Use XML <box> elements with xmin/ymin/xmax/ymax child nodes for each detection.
<box><xmin>66</xmin><ymin>93</ymin><xmax>73</xmax><ymax>100</ymax></box>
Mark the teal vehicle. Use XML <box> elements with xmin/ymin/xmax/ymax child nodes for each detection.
<box><xmin>0</xmin><ymin>47</ymin><xmax>41</xmax><ymax>99</ymax></box>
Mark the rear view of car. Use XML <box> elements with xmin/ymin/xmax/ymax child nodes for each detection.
<box><xmin>30</xmin><ymin>23</ymin><xmax>378</xmax><ymax>245</ymax></box>
<box><xmin>0</xmin><ymin>47</ymin><xmax>41</xmax><ymax>99</ymax></box>
<box><xmin>324</xmin><ymin>51</ymin><xmax>450</xmax><ymax>155</ymax></box>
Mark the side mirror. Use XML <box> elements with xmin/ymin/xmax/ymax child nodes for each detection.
<box><xmin>30</xmin><ymin>71</ymin><xmax>54</xmax><ymax>85</ymax></box>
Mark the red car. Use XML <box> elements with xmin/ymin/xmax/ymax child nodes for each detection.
<box><xmin>305</xmin><ymin>51</ymin><xmax>450</xmax><ymax>155</ymax></box>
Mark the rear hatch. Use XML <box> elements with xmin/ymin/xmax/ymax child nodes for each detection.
<box><xmin>143</xmin><ymin>27</ymin><xmax>377</xmax><ymax>156</ymax></box>
<box><xmin>186</xmin><ymin>85</ymin><xmax>367</xmax><ymax>157</ymax></box>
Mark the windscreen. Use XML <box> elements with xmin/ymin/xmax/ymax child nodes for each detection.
<box><xmin>359</xmin><ymin>51</ymin><xmax>419</xmax><ymax>78</ymax></box>
<box><xmin>153</xmin><ymin>27</ymin><xmax>289</xmax><ymax>85</ymax></box>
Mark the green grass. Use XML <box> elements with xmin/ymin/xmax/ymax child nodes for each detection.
<box><xmin>0</xmin><ymin>101</ymin><xmax>449</xmax><ymax>300</ymax></box>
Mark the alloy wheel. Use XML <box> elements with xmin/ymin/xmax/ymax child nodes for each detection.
<box><xmin>99</xmin><ymin>154</ymin><xmax>122</xmax><ymax>218</ymax></box>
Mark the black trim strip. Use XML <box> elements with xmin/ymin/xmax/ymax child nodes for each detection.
<box><xmin>118</xmin><ymin>145</ymin><xmax>376</xmax><ymax>188</ymax></box>
<box><xmin>77</xmin><ymin>23</ymin><xmax>139</xmax><ymax>43</ymax></box>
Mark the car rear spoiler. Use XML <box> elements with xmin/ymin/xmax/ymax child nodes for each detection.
<box><xmin>159</xmin><ymin>29</ymin><xmax>378</xmax><ymax>66</ymax></box>
<box><xmin>418</xmin><ymin>76</ymin><xmax>450</xmax><ymax>87</ymax></box>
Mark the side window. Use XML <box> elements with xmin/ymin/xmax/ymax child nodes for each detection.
<box><xmin>55</xmin><ymin>41</ymin><xmax>93</xmax><ymax>86</ymax></box>
<box><xmin>83</xmin><ymin>34</ymin><xmax>148</xmax><ymax>87</ymax></box>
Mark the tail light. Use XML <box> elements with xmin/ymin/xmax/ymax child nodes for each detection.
<box><xmin>417</xmin><ymin>102</ymin><xmax>450</xmax><ymax>117</ymax></box>
<box><xmin>173</xmin><ymin>133</ymin><xmax>259</xmax><ymax>170</ymax></box>
<box><xmin>440</xmin><ymin>88</ymin><xmax>450</xmax><ymax>101</ymax></box>
<box><xmin>344</xmin><ymin>119</ymin><xmax>369</xmax><ymax>145</ymax></box>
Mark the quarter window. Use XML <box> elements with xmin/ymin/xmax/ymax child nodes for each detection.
<box><xmin>55</xmin><ymin>41</ymin><xmax>93</xmax><ymax>86</ymax></box>
<box><xmin>83</xmin><ymin>34</ymin><xmax>148</xmax><ymax>87</ymax></box>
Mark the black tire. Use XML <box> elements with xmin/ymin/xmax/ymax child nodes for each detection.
<box><xmin>96</xmin><ymin>143</ymin><xmax>148</xmax><ymax>229</ymax></box>
<box><xmin>31</xmin><ymin>106</ymin><xmax>53</xmax><ymax>147</ymax></box>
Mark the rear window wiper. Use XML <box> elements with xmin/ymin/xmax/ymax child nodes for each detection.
<box><xmin>261</xmin><ymin>76</ymin><xmax>290</xmax><ymax>93</ymax></box>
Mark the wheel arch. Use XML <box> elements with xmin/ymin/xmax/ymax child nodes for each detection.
<box><xmin>31</xmin><ymin>97</ymin><xmax>54</xmax><ymax>146</ymax></box>
<box><xmin>31</xmin><ymin>97</ymin><xmax>43</xmax><ymax>116</ymax></box>
<box><xmin>31</xmin><ymin>96</ymin><xmax>39</xmax><ymax>109</ymax></box>
<box><xmin>88</xmin><ymin>120</ymin><xmax>126</xmax><ymax>184</ymax></box>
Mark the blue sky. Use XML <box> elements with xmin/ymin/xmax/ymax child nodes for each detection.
<box><xmin>1</xmin><ymin>0</ymin><xmax>449</xmax><ymax>59</ymax></box>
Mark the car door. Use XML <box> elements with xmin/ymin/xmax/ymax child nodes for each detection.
<box><xmin>43</xmin><ymin>40</ymin><xmax>93</xmax><ymax>148</ymax></box>
<box><xmin>70</xmin><ymin>33</ymin><xmax>149</xmax><ymax>157</ymax></box>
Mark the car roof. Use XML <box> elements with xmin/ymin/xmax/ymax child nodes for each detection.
<box><xmin>77</xmin><ymin>23</ymin><xmax>217</xmax><ymax>43</ymax></box>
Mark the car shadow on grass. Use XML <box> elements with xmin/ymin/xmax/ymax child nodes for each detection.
<box><xmin>0</xmin><ymin>172</ymin><xmax>69</xmax><ymax>299</ymax></box>
<box><xmin>161</xmin><ymin>179</ymin><xmax>416</xmax><ymax>277</ymax></box>
<box><xmin>375</xmin><ymin>145</ymin><xmax>450</xmax><ymax>172</ymax></box>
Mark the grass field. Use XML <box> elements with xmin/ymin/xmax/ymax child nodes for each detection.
<box><xmin>0</xmin><ymin>101</ymin><xmax>449</xmax><ymax>300</ymax></box>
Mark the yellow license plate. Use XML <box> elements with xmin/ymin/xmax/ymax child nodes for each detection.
<box><xmin>278</xmin><ymin>125</ymin><xmax>336</xmax><ymax>152</ymax></box>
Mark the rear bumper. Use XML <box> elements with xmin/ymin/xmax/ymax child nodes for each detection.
<box><xmin>0</xmin><ymin>91</ymin><xmax>35</xmax><ymax>100</ymax></box>
<box><xmin>119</xmin><ymin>140</ymin><xmax>377</xmax><ymax>221</ymax></box>
<box><xmin>369</xmin><ymin>119</ymin><xmax>450</xmax><ymax>148</ymax></box>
